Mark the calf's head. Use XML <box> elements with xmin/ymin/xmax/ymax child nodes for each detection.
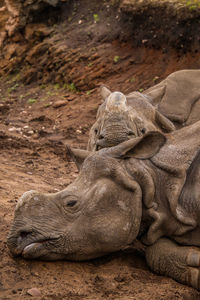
<box><xmin>88</xmin><ymin>86</ymin><xmax>174</xmax><ymax>151</ymax></box>
<box><xmin>7</xmin><ymin>132</ymin><xmax>165</xmax><ymax>260</ymax></box>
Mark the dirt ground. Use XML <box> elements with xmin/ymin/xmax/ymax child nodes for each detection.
<box><xmin>1</xmin><ymin>0</ymin><xmax>200</xmax><ymax>299</ymax></box>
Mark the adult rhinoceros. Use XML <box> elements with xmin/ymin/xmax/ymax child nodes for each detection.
<box><xmin>7</xmin><ymin>120</ymin><xmax>200</xmax><ymax>290</ymax></box>
<box><xmin>88</xmin><ymin>69</ymin><xmax>200</xmax><ymax>151</ymax></box>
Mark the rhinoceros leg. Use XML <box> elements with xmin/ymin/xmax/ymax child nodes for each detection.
<box><xmin>145</xmin><ymin>238</ymin><xmax>200</xmax><ymax>290</ymax></box>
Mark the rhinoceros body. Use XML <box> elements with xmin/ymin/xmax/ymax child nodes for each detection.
<box><xmin>88</xmin><ymin>69</ymin><xmax>200</xmax><ymax>151</ymax></box>
<box><xmin>7</xmin><ymin>120</ymin><xmax>200</xmax><ymax>290</ymax></box>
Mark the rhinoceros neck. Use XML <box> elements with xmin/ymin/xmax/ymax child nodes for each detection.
<box><xmin>123</xmin><ymin>159</ymin><xmax>156</xmax><ymax>211</ymax></box>
<box><xmin>122</xmin><ymin>157</ymin><xmax>197</xmax><ymax>246</ymax></box>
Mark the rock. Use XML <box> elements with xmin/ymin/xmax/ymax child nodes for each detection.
<box><xmin>53</xmin><ymin>100</ymin><xmax>68</xmax><ymax>108</ymax></box>
<box><xmin>27</xmin><ymin>287</ymin><xmax>41</xmax><ymax>297</ymax></box>
<box><xmin>27</xmin><ymin>130</ymin><xmax>34</xmax><ymax>135</ymax></box>
<box><xmin>8</xmin><ymin>127</ymin><xmax>17</xmax><ymax>132</ymax></box>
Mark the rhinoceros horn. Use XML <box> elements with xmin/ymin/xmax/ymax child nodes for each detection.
<box><xmin>106</xmin><ymin>92</ymin><xmax>127</xmax><ymax>112</ymax></box>
<box><xmin>100</xmin><ymin>86</ymin><xmax>127</xmax><ymax>112</ymax></box>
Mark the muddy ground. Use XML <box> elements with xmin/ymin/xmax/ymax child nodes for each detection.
<box><xmin>1</xmin><ymin>0</ymin><xmax>200</xmax><ymax>299</ymax></box>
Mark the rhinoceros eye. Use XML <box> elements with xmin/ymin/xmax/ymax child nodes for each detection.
<box><xmin>66</xmin><ymin>200</ymin><xmax>77</xmax><ymax>207</ymax></box>
<box><xmin>128</xmin><ymin>131</ymin><xmax>135</xmax><ymax>137</ymax></box>
<box><xmin>141</xmin><ymin>128</ymin><xmax>146</xmax><ymax>134</ymax></box>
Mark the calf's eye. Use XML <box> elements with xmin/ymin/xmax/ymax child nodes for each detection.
<box><xmin>128</xmin><ymin>131</ymin><xmax>135</xmax><ymax>137</ymax></box>
<box><xmin>141</xmin><ymin>128</ymin><xmax>146</xmax><ymax>134</ymax></box>
<box><xmin>66</xmin><ymin>200</ymin><xmax>77</xmax><ymax>207</ymax></box>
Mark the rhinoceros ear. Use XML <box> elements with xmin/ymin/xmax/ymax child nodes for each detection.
<box><xmin>106</xmin><ymin>131</ymin><xmax>166</xmax><ymax>159</ymax></box>
<box><xmin>100</xmin><ymin>86</ymin><xmax>111</xmax><ymax>100</ymax></box>
<box><xmin>155</xmin><ymin>110</ymin><xmax>175</xmax><ymax>132</ymax></box>
<box><xmin>66</xmin><ymin>145</ymin><xmax>91</xmax><ymax>171</ymax></box>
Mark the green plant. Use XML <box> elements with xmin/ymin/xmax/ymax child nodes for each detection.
<box><xmin>11</xmin><ymin>73</ymin><xmax>21</xmax><ymax>82</ymax></box>
<box><xmin>185</xmin><ymin>0</ymin><xmax>200</xmax><ymax>9</ymax></box>
<box><xmin>47</xmin><ymin>91</ymin><xmax>55</xmax><ymax>96</ymax></box>
<box><xmin>113</xmin><ymin>56</ymin><xmax>120</xmax><ymax>63</ymax></box>
<box><xmin>44</xmin><ymin>103</ymin><xmax>51</xmax><ymax>107</ymax></box>
<box><xmin>129</xmin><ymin>77</ymin><xmax>135</xmax><ymax>83</ymax></box>
<box><xmin>86</xmin><ymin>90</ymin><xmax>92</xmax><ymax>95</ymax></box>
<box><xmin>66</xmin><ymin>82</ymin><xmax>78</xmax><ymax>92</ymax></box>
<box><xmin>54</xmin><ymin>83</ymin><xmax>60</xmax><ymax>90</ymax></box>
<box><xmin>27</xmin><ymin>98</ymin><xmax>37</xmax><ymax>104</ymax></box>
<box><xmin>7</xmin><ymin>83</ymin><xmax>19</xmax><ymax>93</ymax></box>
<box><xmin>189</xmin><ymin>4</ymin><xmax>197</xmax><ymax>10</ymax></box>
<box><xmin>93</xmin><ymin>14</ymin><xmax>100</xmax><ymax>22</ymax></box>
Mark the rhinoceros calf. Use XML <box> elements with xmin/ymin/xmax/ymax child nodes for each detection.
<box><xmin>88</xmin><ymin>69</ymin><xmax>200</xmax><ymax>151</ymax></box>
<box><xmin>88</xmin><ymin>87</ymin><xmax>175</xmax><ymax>151</ymax></box>
<box><xmin>7</xmin><ymin>120</ymin><xmax>200</xmax><ymax>290</ymax></box>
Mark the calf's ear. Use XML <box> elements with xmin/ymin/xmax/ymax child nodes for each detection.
<box><xmin>100</xmin><ymin>86</ymin><xmax>111</xmax><ymax>100</ymax></box>
<box><xmin>155</xmin><ymin>110</ymin><xmax>175</xmax><ymax>132</ymax></box>
<box><xmin>66</xmin><ymin>145</ymin><xmax>91</xmax><ymax>171</ymax></box>
<box><xmin>107</xmin><ymin>131</ymin><xmax>166</xmax><ymax>159</ymax></box>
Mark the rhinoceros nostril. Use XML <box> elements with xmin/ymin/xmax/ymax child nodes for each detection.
<box><xmin>98</xmin><ymin>134</ymin><xmax>104</xmax><ymax>140</ymax></box>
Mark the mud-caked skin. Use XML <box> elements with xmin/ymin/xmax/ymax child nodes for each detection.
<box><xmin>88</xmin><ymin>69</ymin><xmax>200</xmax><ymax>151</ymax></box>
<box><xmin>7</xmin><ymin>120</ymin><xmax>200</xmax><ymax>290</ymax></box>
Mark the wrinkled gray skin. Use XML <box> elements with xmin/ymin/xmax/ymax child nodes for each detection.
<box><xmin>87</xmin><ymin>86</ymin><xmax>175</xmax><ymax>151</ymax></box>
<box><xmin>8</xmin><ymin>121</ymin><xmax>200</xmax><ymax>290</ymax></box>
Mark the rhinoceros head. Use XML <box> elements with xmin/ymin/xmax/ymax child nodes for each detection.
<box><xmin>88</xmin><ymin>86</ymin><xmax>174</xmax><ymax>151</ymax></box>
<box><xmin>7</xmin><ymin>132</ymin><xmax>165</xmax><ymax>261</ymax></box>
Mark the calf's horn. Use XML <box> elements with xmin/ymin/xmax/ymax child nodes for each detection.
<box><xmin>106</xmin><ymin>91</ymin><xmax>127</xmax><ymax>112</ymax></box>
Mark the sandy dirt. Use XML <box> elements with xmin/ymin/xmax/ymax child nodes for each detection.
<box><xmin>1</xmin><ymin>0</ymin><xmax>200</xmax><ymax>299</ymax></box>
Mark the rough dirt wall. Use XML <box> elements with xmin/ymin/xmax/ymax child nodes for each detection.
<box><xmin>0</xmin><ymin>0</ymin><xmax>200</xmax><ymax>88</ymax></box>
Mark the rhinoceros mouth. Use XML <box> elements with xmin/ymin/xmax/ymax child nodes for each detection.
<box><xmin>22</xmin><ymin>242</ymin><xmax>48</xmax><ymax>258</ymax></box>
<box><xmin>8</xmin><ymin>234</ymin><xmax>59</xmax><ymax>258</ymax></box>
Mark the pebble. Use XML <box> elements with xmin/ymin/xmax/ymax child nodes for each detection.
<box><xmin>8</xmin><ymin>127</ymin><xmax>21</xmax><ymax>132</ymax></box>
<box><xmin>27</xmin><ymin>130</ymin><xmax>34</xmax><ymax>135</ymax></box>
<box><xmin>53</xmin><ymin>100</ymin><xmax>68</xmax><ymax>108</ymax></box>
<box><xmin>27</xmin><ymin>287</ymin><xmax>41</xmax><ymax>297</ymax></box>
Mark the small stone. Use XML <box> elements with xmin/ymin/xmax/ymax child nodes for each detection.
<box><xmin>8</xmin><ymin>127</ymin><xmax>17</xmax><ymax>132</ymax></box>
<box><xmin>76</xmin><ymin>129</ymin><xmax>82</xmax><ymax>134</ymax></box>
<box><xmin>16</xmin><ymin>128</ymin><xmax>22</xmax><ymax>132</ymax></box>
<box><xmin>27</xmin><ymin>288</ymin><xmax>41</xmax><ymax>297</ymax></box>
<box><xmin>53</xmin><ymin>100</ymin><xmax>68</xmax><ymax>108</ymax></box>
<box><xmin>27</xmin><ymin>130</ymin><xmax>34</xmax><ymax>135</ymax></box>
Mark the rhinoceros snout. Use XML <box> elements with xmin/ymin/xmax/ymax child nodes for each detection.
<box><xmin>7</xmin><ymin>228</ymin><xmax>33</xmax><ymax>257</ymax></box>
